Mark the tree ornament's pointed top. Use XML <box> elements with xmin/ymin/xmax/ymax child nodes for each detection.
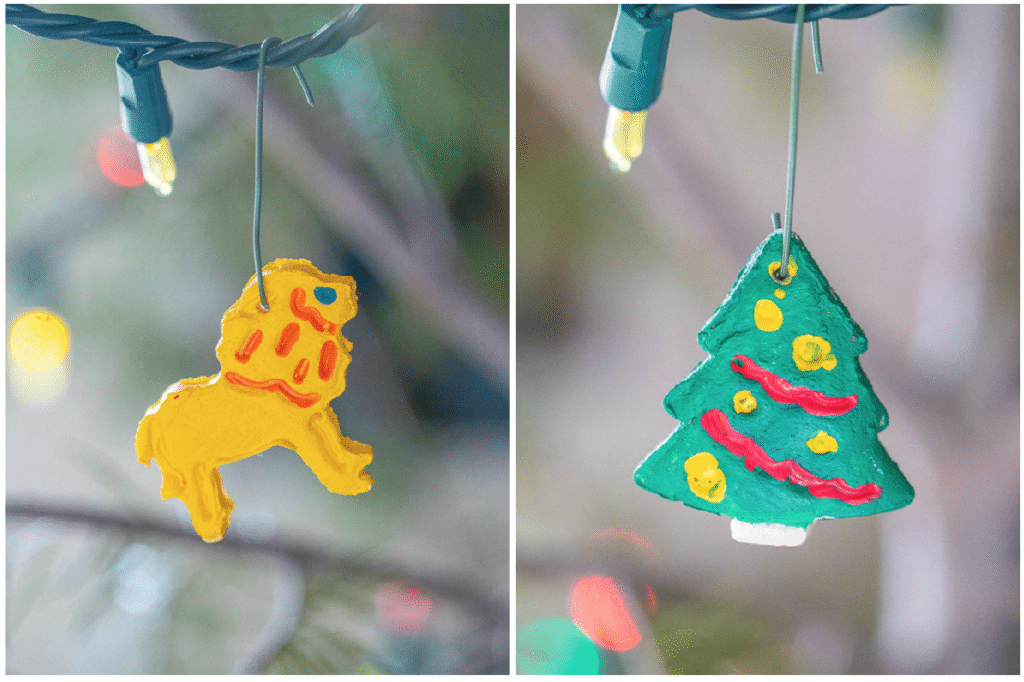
<box><xmin>698</xmin><ymin>231</ymin><xmax>867</xmax><ymax>358</ymax></box>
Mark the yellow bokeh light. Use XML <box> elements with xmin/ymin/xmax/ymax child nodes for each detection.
<box><xmin>9</xmin><ymin>311</ymin><xmax>70</xmax><ymax>372</ymax></box>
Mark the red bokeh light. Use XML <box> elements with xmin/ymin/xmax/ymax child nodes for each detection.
<box><xmin>375</xmin><ymin>581</ymin><xmax>434</xmax><ymax>637</ymax></box>
<box><xmin>96</xmin><ymin>124</ymin><xmax>145</xmax><ymax>187</ymax></box>
<box><xmin>590</xmin><ymin>527</ymin><xmax>658</xmax><ymax>562</ymax></box>
<box><xmin>645</xmin><ymin>583</ymin><xmax>658</xmax><ymax>615</ymax></box>
<box><xmin>570</xmin><ymin>575</ymin><xmax>642</xmax><ymax>652</ymax></box>
<box><xmin>592</xmin><ymin>527</ymin><xmax>654</xmax><ymax>552</ymax></box>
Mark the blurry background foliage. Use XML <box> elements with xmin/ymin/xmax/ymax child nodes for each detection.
<box><xmin>7</xmin><ymin>4</ymin><xmax>508</xmax><ymax>674</ymax></box>
<box><xmin>517</xmin><ymin>4</ymin><xmax>1017</xmax><ymax>675</ymax></box>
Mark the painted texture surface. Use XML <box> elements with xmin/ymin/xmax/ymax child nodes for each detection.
<box><xmin>634</xmin><ymin>231</ymin><xmax>914</xmax><ymax>529</ymax></box>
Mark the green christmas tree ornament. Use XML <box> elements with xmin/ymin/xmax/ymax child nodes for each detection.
<box><xmin>635</xmin><ymin>230</ymin><xmax>914</xmax><ymax>546</ymax></box>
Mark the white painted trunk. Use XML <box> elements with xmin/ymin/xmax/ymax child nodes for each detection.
<box><xmin>730</xmin><ymin>518</ymin><xmax>810</xmax><ymax>547</ymax></box>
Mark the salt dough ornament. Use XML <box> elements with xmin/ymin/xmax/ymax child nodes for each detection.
<box><xmin>136</xmin><ymin>258</ymin><xmax>373</xmax><ymax>542</ymax></box>
<box><xmin>635</xmin><ymin>231</ymin><xmax>913</xmax><ymax>546</ymax></box>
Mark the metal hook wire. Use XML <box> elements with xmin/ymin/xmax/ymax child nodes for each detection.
<box><xmin>252</xmin><ymin>37</ymin><xmax>278</xmax><ymax>310</ymax></box>
<box><xmin>252</xmin><ymin>39</ymin><xmax>317</xmax><ymax>310</ymax></box>
<box><xmin>773</xmin><ymin>3</ymin><xmax>809</xmax><ymax>282</ymax></box>
<box><xmin>811</xmin><ymin>19</ymin><xmax>824</xmax><ymax>73</ymax></box>
<box><xmin>292</xmin><ymin>63</ymin><xmax>315</xmax><ymax>106</ymax></box>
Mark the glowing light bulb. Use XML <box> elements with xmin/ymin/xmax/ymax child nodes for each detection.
<box><xmin>137</xmin><ymin>136</ymin><xmax>176</xmax><ymax>196</ymax></box>
<box><xmin>9</xmin><ymin>311</ymin><xmax>70</xmax><ymax>373</ymax></box>
<box><xmin>603</xmin><ymin>106</ymin><xmax>647</xmax><ymax>173</ymax></box>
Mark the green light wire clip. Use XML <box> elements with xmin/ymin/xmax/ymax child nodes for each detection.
<box><xmin>598</xmin><ymin>5</ymin><xmax>673</xmax><ymax>172</ymax></box>
<box><xmin>600</xmin><ymin>4</ymin><xmax>885</xmax><ymax>174</ymax></box>
<box><xmin>116</xmin><ymin>49</ymin><xmax>176</xmax><ymax>196</ymax></box>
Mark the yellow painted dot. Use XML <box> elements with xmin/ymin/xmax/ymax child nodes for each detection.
<box><xmin>754</xmin><ymin>299</ymin><xmax>783</xmax><ymax>332</ymax></box>
<box><xmin>774</xmin><ymin>289</ymin><xmax>786</xmax><ymax>299</ymax></box>
<box><xmin>9</xmin><ymin>311</ymin><xmax>70</xmax><ymax>372</ymax></box>
<box><xmin>733</xmin><ymin>390</ymin><xmax>757</xmax><ymax>413</ymax></box>
<box><xmin>792</xmin><ymin>334</ymin><xmax>837</xmax><ymax>372</ymax></box>
<box><xmin>807</xmin><ymin>430</ymin><xmax>838</xmax><ymax>453</ymax></box>
<box><xmin>684</xmin><ymin>452</ymin><xmax>726</xmax><ymax>503</ymax></box>
<box><xmin>768</xmin><ymin>256</ymin><xmax>798</xmax><ymax>284</ymax></box>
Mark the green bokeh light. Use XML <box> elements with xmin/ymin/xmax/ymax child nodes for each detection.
<box><xmin>517</xmin><ymin>618</ymin><xmax>601</xmax><ymax>675</ymax></box>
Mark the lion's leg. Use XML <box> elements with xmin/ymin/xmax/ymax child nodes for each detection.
<box><xmin>136</xmin><ymin>414</ymin><xmax>187</xmax><ymax>500</ymax></box>
<box><xmin>176</xmin><ymin>463</ymin><xmax>235</xmax><ymax>542</ymax></box>
<box><xmin>291</xmin><ymin>407</ymin><xmax>373</xmax><ymax>495</ymax></box>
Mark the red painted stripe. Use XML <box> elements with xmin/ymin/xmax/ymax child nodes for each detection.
<box><xmin>224</xmin><ymin>371</ymin><xmax>321</xmax><ymax>408</ymax></box>
<box><xmin>290</xmin><ymin>287</ymin><xmax>338</xmax><ymax>335</ymax></box>
<box><xmin>293</xmin><ymin>358</ymin><xmax>310</xmax><ymax>384</ymax></box>
<box><xmin>701</xmin><ymin>409</ymin><xmax>882</xmax><ymax>505</ymax></box>
<box><xmin>275</xmin><ymin>322</ymin><xmax>301</xmax><ymax>357</ymax></box>
<box><xmin>235</xmin><ymin>329</ymin><xmax>263</xmax><ymax>363</ymax></box>
<box><xmin>731</xmin><ymin>355</ymin><xmax>858</xmax><ymax>416</ymax></box>
<box><xmin>319</xmin><ymin>340</ymin><xmax>338</xmax><ymax>381</ymax></box>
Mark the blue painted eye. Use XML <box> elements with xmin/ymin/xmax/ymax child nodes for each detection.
<box><xmin>313</xmin><ymin>286</ymin><xmax>337</xmax><ymax>305</ymax></box>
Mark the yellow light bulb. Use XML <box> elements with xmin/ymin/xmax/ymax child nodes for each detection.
<box><xmin>9</xmin><ymin>311</ymin><xmax>70</xmax><ymax>372</ymax></box>
<box><xmin>137</xmin><ymin>137</ymin><xmax>176</xmax><ymax>196</ymax></box>
<box><xmin>603</xmin><ymin>106</ymin><xmax>647</xmax><ymax>173</ymax></box>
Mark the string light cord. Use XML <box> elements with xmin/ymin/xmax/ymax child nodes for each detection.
<box><xmin>5</xmin><ymin>4</ymin><xmax>383</xmax><ymax>71</ymax></box>
<box><xmin>645</xmin><ymin>4</ymin><xmax>891</xmax><ymax>22</ymax></box>
<box><xmin>6</xmin><ymin>4</ymin><xmax>383</xmax><ymax>195</ymax></box>
<box><xmin>599</xmin><ymin>3</ymin><xmax>891</xmax><ymax>172</ymax></box>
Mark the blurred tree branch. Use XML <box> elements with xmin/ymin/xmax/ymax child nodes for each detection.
<box><xmin>6</xmin><ymin>500</ymin><xmax>506</xmax><ymax>627</ymax></box>
<box><xmin>9</xmin><ymin>500</ymin><xmax>507</xmax><ymax>674</ymax></box>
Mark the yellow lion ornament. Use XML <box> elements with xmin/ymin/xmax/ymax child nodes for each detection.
<box><xmin>136</xmin><ymin>258</ymin><xmax>373</xmax><ymax>542</ymax></box>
